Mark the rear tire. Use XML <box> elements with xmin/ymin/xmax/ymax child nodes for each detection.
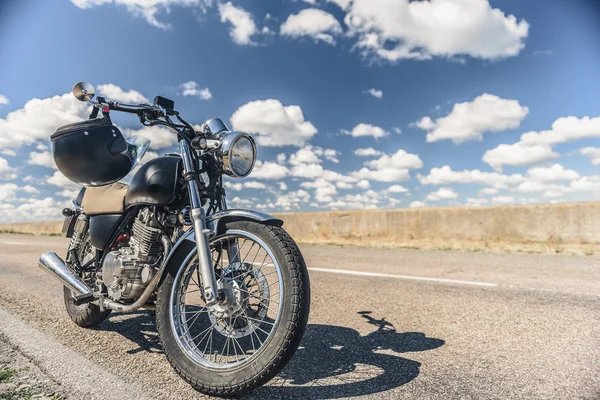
<box><xmin>63</xmin><ymin>230</ymin><xmax>111</xmax><ymax>328</ymax></box>
<box><xmin>64</xmin><ymin>287</ymin><xmax>111</xmax><ymax>327</ymax></box>
<box><xmin>156</xmin><ymin>221</ymin><xmax>310</xmax><ymax>397</ymax></box>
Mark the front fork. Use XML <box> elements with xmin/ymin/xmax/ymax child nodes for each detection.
<box><xmin>179</xmin><ymin>140</ymin><xmax>220</xmax><ymax>305</ymax></box>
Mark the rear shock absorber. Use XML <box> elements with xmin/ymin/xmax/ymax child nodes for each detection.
<box><xmin>68</xmin><ymin>214</ymin><xmax>90</xmax><ymax>272</ymax></box>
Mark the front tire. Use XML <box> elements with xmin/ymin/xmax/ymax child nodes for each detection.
<box><xmin>156</xmin><ymin>221</ymin><xmax>310</xmax><ymax>397</ymax></box>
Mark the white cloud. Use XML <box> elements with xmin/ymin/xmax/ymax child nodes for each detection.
<box><xmin>482</xmin><ymin>142</ymin><xmax>558</xmax><ymax>171</ymax></box>
<box><xmin>28</xmin><ymin>151</ymin><xmax>56</xmax><ymax>169</ymax></box>
<box><xmin>356</xmin><ymin>179</ymin><xmax>370</xmax><ymax>189</ymax></box>
<box><xmin>525</xmin><ymin>164</ymin><xmax>579</xmax><ymax>183</ymax></box>
<box><xmin>417</xmin><ymin>94</ymin><xmax>528</xmax><ymax>143</ymax></box>
<box><xmin>483</xmin><ymin>115</ymin><xmax>600</xmax><ymax>171</ymax></box>
<box><xmin>223</xmin><ymin>181</ymin><xmax>242</xmax><ymax>191</ymax></box>
<box><xmin>0</xmin><ymin>157</ymin><xmax>17</xmax><ymax>180</ymax></box>
<box><xmin>387</xmin><ymin>184</ymin><xmax>408</xmax><ymax>193</ymax></box>
<box><xmin>0</xmin><ymin>197</ymin><xmax>68</xmax><ymax>223</ymax></box>
<box><xmin>426</xmin><ymin>187</ymin><xmax>458</xmax><ymax>201</ymax></box>
<box><xmin>97</xmin><ymin>83</ymin><xmax>147</xmax><ymax>103</ymax></box>
<box><xmin>353</xmin><ymin>149</ymin><xmax>423</xmax><ymax>182</ymax></box>
<box><xmin>0</xmin><ymin>183</ymin><xmax>18</xmax><ymax>201</ymax></box>
<box><xmin>392</xmin><ymin>127</ymin><xmax>402</xmax><ymax>134</ymax></box>
<box><xmin>354</xmin><ymin>147</ymin><xmax>382</xmax><ymax>157</ymax></box>
<box><xmin>0</xmin><ymin>94</ymin><xmax>8</xmax><ymax>105</ymax></box>
<box><xmin>279</xmin><ymin>181</ymin><xmax>288</xmax><ymax>191</ymax></box>
<box><xmin>467</xmin><ymin>198</ymin><xmax>488</xmax><ymax>206</ymax></box>
<box><xmin>281</xmin><ymin>8</ymin><xmax>342</xmax><ymax>45</ymax></box>
<box><xmin>290</xmin><ymin>163</ymin><xmax>327</xmax><ymax>179</ymax></box>
<box><xmin>231</xmin><ymin>99</ymin><xmax>317</xmax><ymax>147</ymax></box>
<box><xmin>20</xmin><ymin>185</ymin><xmax>39</xmax><ymax>194</ymax></box>
<box><xmin>180</xmin><ymin>81</ymin><xmax>212</xmax><ymax>100</ymax></box>
<box><xmin>0</xmin><ymin>149</ymin><xmax>16</xmax><ymax>156</ymax></box>
<box><xmin>409</xmin><ymin>201</ymin><xmax>427</xmax><ymax>208</ymax></box>
<box><xmin>301</xmin><ymin>178</ymin><xmax>337</xmax><ymax>202</ymax></box>
<box><xmin>323</xmin><ymin>149</ymin><xmax>339</xmax><ymax>163</ymax></box>
<box><xmin>0</xmin><ymin>93</ymin><xmax>88</xmax><ymax>149</ymax></box>
<box><xmin>580</xmin><ymin>147</ymin><xmax>600</xmax><ymax>165</ymax></box>
<box><xmin>71</xmin><ymin>0</ymin><xmax>212</xmax><ymax>30</ymax></box>
<box><xmin>219</xmin><ymin>2</ymin><xmax>259</xmax><ymax>45</ymax></box>
<box><xmin>519</xmin><ymin>116</ymin><xmax>600</xmax><ymax>146</ymax></box>
<box><xmin>513</xmin><ymin>180</ymin><xmax>562</xmax><ymax>194</ymax></box>
<box><xmin>363</xmin><ymin>88</ymin><xmax>383</xmax><ymax>99</ymax></box>
<box><xmin>252</xmin><ymin>160</ymin><xmax>290</xmax><ymax>179</ymax></box>
<box><xmin>419</xmin><ymin>165</ymin><xmax>524</xmax><ymax>188</ymax></box>
<box><xmin>244</xmin><ymin>181</ymin><xmax>267</xmax><ymax>189</ymax></box>
<box><xmin>479</xmin><ymin>187</ymin><xmax>499</xmax><ymax>196</ymax></box>
<box><xmin>124</xmin><ymin>125</ymin><xmax>177</xmax><ymax>149</ymax></box>
<box><xmin>365</xmin><ymin>149</ymin><xmax>423</xmax><ymax>170</ymax></box>
<box><xmin>340</xmin><ymin>0</ymin><xmax>529</xmax><ymax>63</ymax></box>
<box><xmin>492</xmin><ymin>195</ymin><xmax>516</xmax><ymax>204</ymax></box>
<box><xmin>289</xmin><ymin>145</ymin><xmax>338</xmax><ymax>165</ymax></box>
<box><xmin>336</xmin><ymin>181</ymin><xmax>353</xmax><ymax>189</ymax></box>
<box><xmin>271</xmin><ymin>189</ymin><xmax>311</xmax><ymax>211</ymax></box>
<box><xmin>277</xmin><ymin>153</ymin><xmax>286</xmax><ymax>164</ymax></box>
<box><xmin>47</xmin><ymin>171</ymin><xmax>81</xmax><ymax>190</ymax></box>
<box><xmin>342</xmin><ymin>123</ymin><xmax>388</xmax><ymax>138</ymax></box>
<box><xmin>328</xmin><ymin>190</ymin><xmax>380</xmax><ymax>210</ymax></box>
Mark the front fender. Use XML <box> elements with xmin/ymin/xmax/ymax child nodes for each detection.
<box><xmin>163</xmin><ymin>209</ymin><xmax>282</xmax><ymax>268</ymax></box>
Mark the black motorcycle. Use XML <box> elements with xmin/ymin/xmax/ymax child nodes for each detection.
<box><xmin>38</xmin><ymin>82</ymin><xmax>310</xmax><ymax>396</ymax></box>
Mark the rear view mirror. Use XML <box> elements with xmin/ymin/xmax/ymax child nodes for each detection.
<box><xmin>154</xmin><ymin>96</ymin><xmax>175</xmax><ymax>115</ymax></box>
<box><xmin>72</xmin><ymin>81</ymin><xmax>95</xmax><ymax>102</ymax></box>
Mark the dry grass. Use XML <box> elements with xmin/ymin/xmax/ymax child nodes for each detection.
<box><xmin>0</xmin><ymin>222</ymin><xmax>63</xmax><ymax>236</ymax></box>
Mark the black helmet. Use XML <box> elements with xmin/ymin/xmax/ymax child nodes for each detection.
<box><xmin>51</xmin><ymin>117</ymin><xmax>150</xmax><ymax>186</ymax></box>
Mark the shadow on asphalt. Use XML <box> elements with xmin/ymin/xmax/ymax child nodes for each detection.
<box><xmin>96</xmin><ymin>310</ymin><xmax>444</xmax><ymax>399</ymax></box>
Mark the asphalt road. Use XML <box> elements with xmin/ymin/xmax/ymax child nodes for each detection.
<box><xmin>0</xmin><ymin>233</ymin><xmax>598</xmax><ymax>399</ymax></box>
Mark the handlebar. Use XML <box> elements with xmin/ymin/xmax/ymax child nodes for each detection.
<box><xmin>106</xmin><ymin>101</ymin><xmax>163</xmax><ymax>115</ymax></box>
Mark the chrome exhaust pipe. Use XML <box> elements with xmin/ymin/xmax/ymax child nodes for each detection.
<box><xmin>38</xmin><ymin>252</ymin><xmax>93</xmax><ymax>298</ymax></box>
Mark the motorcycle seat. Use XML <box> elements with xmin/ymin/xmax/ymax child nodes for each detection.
<box><xmin>81</xmin><ymin>182</ymin><xmax>128</xmax><ymax>215</ymax></box>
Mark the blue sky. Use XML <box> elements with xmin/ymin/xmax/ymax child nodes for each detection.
<box><xmin>1</xmin><ymin>0</ymin><xmax>600</xmax><ymax>221</ymax></box>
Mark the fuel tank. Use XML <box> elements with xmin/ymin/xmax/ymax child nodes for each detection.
<box><xmin>125</xmin><ymin>155</ymin><xmax>183</xmax><ymax>208</ymax></box>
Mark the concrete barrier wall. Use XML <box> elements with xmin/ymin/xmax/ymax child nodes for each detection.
<box><xmin>3</xmin><ymin>202</ymin><xmax>600</xmax><ymax>253</ymax></box>
<box><xmin>273</xmin><ymin>202</ymin><xmax>600</xmax><ymax>253</ymax></box>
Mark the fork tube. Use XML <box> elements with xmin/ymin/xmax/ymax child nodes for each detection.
<box><xmin>179</xmin><ymin>140</ymin><xmax>219</xmax><ymax>305</ymax></box>
<box><xmin>219</xmin><ymin>189</ymin><xmax>241</xmax><ymax>264</ymax></box>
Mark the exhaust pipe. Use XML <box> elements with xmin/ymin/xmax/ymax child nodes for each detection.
<box><xmin>38</xmin><ymin>252</ymin><xmax>94</xmax><ymax>303</ymax></box>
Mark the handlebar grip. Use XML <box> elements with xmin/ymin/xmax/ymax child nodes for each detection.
<box><xmin>107</xmin><ymin>101</ymin><xmax>162</xmax><ymax>114</ymax></box>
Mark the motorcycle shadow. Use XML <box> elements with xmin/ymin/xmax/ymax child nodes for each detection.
<box><xmin>252</xmin><ymin>311</ymin><xmax>444</xmax><ymax>399</ymax></box>
<box><xmin>96</xmin><ymin>310</ymin><xmax>444</xmax><ymax>399</ymax></box>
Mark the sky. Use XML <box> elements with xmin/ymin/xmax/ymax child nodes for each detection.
<box><xmin>1</xmin><ymin>0</ymin><xmax>600</xmax><ymax>222</ymax></box>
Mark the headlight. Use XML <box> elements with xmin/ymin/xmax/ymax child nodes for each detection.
<box><xmin>216</xmin><ymin>131</ymin><xmax>257</xmax><ymax>178</ymax></box>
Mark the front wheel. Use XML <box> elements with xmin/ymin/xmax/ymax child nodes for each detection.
<box><xmin>156</xmin><ymin>221</ymin><xmax>310</xmax><ymax>397</ymax></box>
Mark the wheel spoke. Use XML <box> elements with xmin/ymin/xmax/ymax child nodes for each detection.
<box><xmin>173</xmin><ymin>231</ymin><xmax>284</xmax><ymax>368</ymax></box>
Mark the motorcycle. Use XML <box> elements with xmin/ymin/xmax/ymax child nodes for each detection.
<box><xmin>38</xmin><ymin>82</ymin><xmax>311</xmax><ymax>396</ymax></box>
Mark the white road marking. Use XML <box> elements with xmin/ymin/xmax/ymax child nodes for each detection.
<box><xmin>1</xmin><ymin>241</ymin><xmax>27</xmax><ymax>245</ymax></box>
<box><xmin>307</xmin><ymin>267</ymin><xmax>498</xmax><ymax>287</ymax></box>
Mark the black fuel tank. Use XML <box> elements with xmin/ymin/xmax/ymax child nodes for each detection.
<box><xmin>125</xmin><ymin>155</ymin><xmax>182</xmax><ymax>208</ymax></box>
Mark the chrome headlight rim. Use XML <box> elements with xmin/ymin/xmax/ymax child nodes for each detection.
<box><xmin>217</xmin><ymin>131</ymin><xmax>257</xmax><ymax>178</ymax></box>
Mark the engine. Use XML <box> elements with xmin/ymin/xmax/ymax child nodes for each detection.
<box><xmin>100</xmin><ymin>208</ymin><xmax>167</xmax><ymax>303</ymax></box>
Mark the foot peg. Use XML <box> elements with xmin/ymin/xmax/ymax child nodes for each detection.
<box><xmin>73</xmin><ymin>293</ymin><xmax>95</xmax><ymax>306</ymax></box>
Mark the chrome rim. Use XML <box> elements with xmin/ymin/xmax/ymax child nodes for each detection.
<box><xmin>170</xmin><ymin>230</ymin><xmax>284</xmax><ymax>370</ymax></box>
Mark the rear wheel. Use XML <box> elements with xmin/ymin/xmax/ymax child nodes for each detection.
<box><xmin>64</xmin><ymin>286</ymin><xmax>111</xmax><ymax>327</ymax></box>
<box><xmin>156</xmin><ymin>221</ymin><xmax>310</xmax><ymax>397</ymax></box>
<box><xmin>63</xmin><ymin>232</ymin><xmax>111</xmax><ymax>327</ymax></box>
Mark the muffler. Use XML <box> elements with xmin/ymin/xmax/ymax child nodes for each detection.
<box><xmin>38</xmin><ymin>252</ymin><xmax>95</xmax><ymax>304</ymax></box>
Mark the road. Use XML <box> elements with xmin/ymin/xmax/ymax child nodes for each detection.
<box><xmin>0</xmin><ymin>233</ymin><xmax>598</xmax><ymax>399</ymax></box>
